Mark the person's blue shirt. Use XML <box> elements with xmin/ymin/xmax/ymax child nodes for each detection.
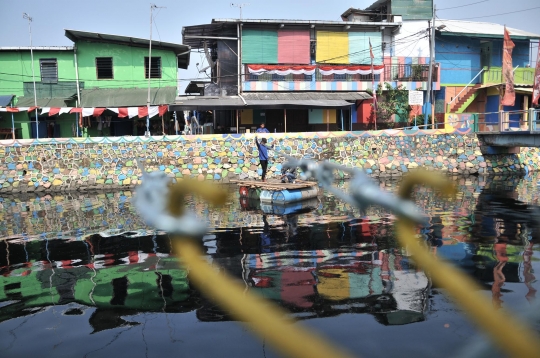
<box><xmin>256</xmin><ymin>127</ymin><xmax>270</xmax><ymax>133</ymax></box>
<box><xmin>255</xmin><ymin>139</ymin><xmax>269</xmax><ymax>161</ymax></box>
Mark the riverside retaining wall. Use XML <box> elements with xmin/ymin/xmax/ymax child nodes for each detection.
<box><xmin>0</xmin><ymin>128</ymin><xmax>539</xmax><ymax>193</ymax></box>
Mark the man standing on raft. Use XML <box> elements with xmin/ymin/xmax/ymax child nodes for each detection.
<box><xmin>255</xmin><ymin>136</ymin><xmax>271</xmax><ymax>182</ymax></box>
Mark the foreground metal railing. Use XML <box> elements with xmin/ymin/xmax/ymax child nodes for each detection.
<box><xmin>133</xmin><ymin>159</ymin><xmax>540</xmax><ymax>358</ymax></box>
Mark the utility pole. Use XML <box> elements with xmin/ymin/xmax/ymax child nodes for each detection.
<box><xmin>147</xmin><ymin>3</ymin><xmax>165</xmax><ymax>137</ymax></box>
<box><xmin>23</xmin><ymin>13</ymin><xmax>39</xmax><ymax>138</ymax></box>
<box><xmin>424</xmin><ymin>4</ymin><xmax>436</xmax><ymax>128</ymax></box>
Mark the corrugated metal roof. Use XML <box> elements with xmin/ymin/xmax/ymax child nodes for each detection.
<box><xmin>172</xmin><ymin>96</ymin><xmax>245</xmax><ymax>110</ymax></box>
<box><xmin>64</xmin><ymin>29</ymin><xmax>191</xmax><ymax>69</ymax></box>
<box><xmin>0</xmin><ymin>95</ymin><xmax>15</xmax><ymax>107</ymax></box>
<box><xmin>437</xmin><ymin>20</ymin><xmax>540</xmax><ymax>39</ymax></box>
<box><xmin>81</xmin><ymin>87</ymin><xmax>177</xmax><ymax>107</ymax></box>
<box><xmin>170</xmin><ymin>93</ymin><xmax>365</xmax><ymax>110</ymax></box>
<box><xmin>212</xmin><ymin>18</ymin><xmax>401</xmax><ymax>27</ymax></box>
<box><xmin>0</xmin><ymin>46</ymin><xmax>73</xmax><ymax>51</ymax></box>
<box><xmin>16</xmin><ymin>97</ymin><xmax>69</xmax><ymax>107</ymax></box>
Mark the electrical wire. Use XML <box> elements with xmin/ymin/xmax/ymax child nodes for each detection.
<box><xmin>437</xmin><ymin>0</ymin><xmax>489</xmax><ymax>11</ymax></box>
<box><xmin>454</xmin><ymin>6</ymin><xmax>540</xmax><ymax>20</ymax></box>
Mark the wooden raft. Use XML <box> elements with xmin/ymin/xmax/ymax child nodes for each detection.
<box><xmin>230</xmin><ymin>179</ymin><xmax>318</xmax><ymax>191</ymax></box>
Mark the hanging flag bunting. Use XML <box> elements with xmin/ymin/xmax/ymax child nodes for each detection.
<box><xmin>0</xmin><ymin>105</ymin><xmax>171</xmax><ymax>118</ymax></box>
<box><xmin>82</xmin><ymin>107</ymin><xmax>95</xmax><ymax>117</ymax></box>
<box><xmin>117</xmin><ymin>108</ymin><xmax>129</xmax><ymax>118</ymax></box>
<box><xmin>318</xmin><ymin>65</ymin><xmax>384</xmax><ymax>76</ymax></box>
<box><xmin>48</xmin><ymin>108</ymin><xmax>61</xmax><ymax>116</ymax></box>
<box><xmin>93</xmin><ymin>108</ymin><xmax>106</xmax><ymax>117</ymax></box>
<box><xmin>127</xmin><ymin>107</ymin><xmax>139</xmax><ymax>119</ymax></box>
<box><xmin>138</xmin><ymin>107</ymin><xmax>148</xmax><ymax>118</ymax></box>
<box><xmin>501</xmin><ymin>27</ymin><xmax>515</xmax><ymax>106</ymax></box>
<box><xmin>248</xmin><ymin>65</ymin><xmax>316</xmax><ymax>75</ymax></box>
<box><xmin>158</xmin><ymin>105</ymin><xmax>168</xmax><ymax>116</ymax></box>
<box><xmin>147</xmin><ymin>106</ymin><xmax>159</xmax><ymax>119</ymax></box>
<box><xmin>533</xmin><ymin>45</ymin><xmax>540</xmax><ymax>106</ymax></box>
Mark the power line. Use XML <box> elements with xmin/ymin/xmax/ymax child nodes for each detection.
<box><xmin>454</xmin><ymin>6</ymin><xmax>540</xmax><ymax>20</ymax></box>
<box><xmin>438</xmin><ymin>0</ymin><xmax>489</xmax><ymax>11</ymax></box>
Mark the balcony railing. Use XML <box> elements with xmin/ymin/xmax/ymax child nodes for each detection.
<box><xmin>244</xmin><ymin>64</ymin><xmax>437</xmax><ymax>83</ymax></box>
<box><xmin>482</xmin><ymin>66</ymin><xmax>534</xmax><ymax>85</ymax></box>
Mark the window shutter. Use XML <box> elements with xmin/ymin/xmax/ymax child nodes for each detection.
<box><xmin>40</xmin><ymin>59</ymin><xmax>58</xmax><ymax>83</ymax></box>
<box><xmin>347</xmin><ymin>32</ymin><xmax>383</xmax><ymax>65</ymax></box>
<box><xmin>242</xmin><ymin>29</ymin><xmax>278</xmax><ymax>64</ymax></box>
<box><xmin>316</xmin><ymin>31</ymin><xmax>349</xmax><ymax>64</ymax></box>
<box><xmin>277</xmin><ymin>30</ymin><xmax>310</xmax><ymax>64</ymax></box>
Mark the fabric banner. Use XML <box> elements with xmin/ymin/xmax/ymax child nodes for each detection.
<box><xmin>127</xmin><ymin>107</ymin><xmax>139</xmax><ymax>119</ymax></box>
<box><xmin>247</xmin><ymin>65</ymin><xmax>316</xmax><ymax>76</ymax></box>
<box><xmin>533</xmin><ymin>45</ymin><xmax>540</xmax><ymax>106</ymax></box>
<box><xmin>0</xmin><ymin>106</ymin><xmax>169</xmax><ymax>118</ymax></box>
<box><xmin>247</xmin><ymin>64</ymin><xmax>384</xmax><ymax>76</ymax></box>
<box><xmin>158</xmin><ymin>105</ymin><xmax>168</xmax><ymax>117</ymax></box>
<box><xmin>48</xmin><ymin>108</ymin><xmax>61</xmax><ymax>116</ymax></box>
<box><xmin>82</xmin><ymin>107</ymin><xmax>95</xmax><ymax>117</ymax></box>
<box><xmin>117</xmin><ymin>108</ymin><xmax>128</xmax><ymax>118</ymax></box>
<box><xmin>501</xmin><ymin>27</ymin><xmax>515</xmax><ymax>106</ymax></box>
<box><xmin>319</xmin><ymin>65</ymin><xmax>384</xmax><ymax>75</ymax></box>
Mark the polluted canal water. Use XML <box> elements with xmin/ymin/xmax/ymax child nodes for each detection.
<box><xmin>1</xmin><ymin>174</ymin><xmax>540</xmax><ymax>357</ymax></box>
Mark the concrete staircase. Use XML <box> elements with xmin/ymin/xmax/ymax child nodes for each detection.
<box><xmin>449</xmin><ymin>84</ymin><xmax>481</xmax><ymax>113</ymax></box>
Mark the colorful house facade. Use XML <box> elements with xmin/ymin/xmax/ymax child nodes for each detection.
<box><xmin>177</xmin><ymin>0</ymin><xmax>440</xmax><ymax>132</ymax></box>
<box><xmin>434</xmin><ymin>20</ymin><xmax>540</xmax><ymax>130</ymax></box>
<box><xmin>0</xmin><ymin>30</ymin><xmax>190</xmax><ymax>139</ymax></box>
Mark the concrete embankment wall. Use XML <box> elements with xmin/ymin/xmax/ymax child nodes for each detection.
<box><xmin>0</xmin><ymin>128</ymin><xmax>539</xmax><ymax>193</ymax></box>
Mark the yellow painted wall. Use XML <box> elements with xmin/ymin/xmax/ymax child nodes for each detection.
<box><xmin>241</xmin><ymin>109</ymin><xmax>253</xmax><ymax>124</ymax></box>
<box><xmin>316</xmin><ymin>31</ymin><xmax>349</xmax><ymax>64</ymax></box>
<box><xmin>323</xmin><ymin>109</ymin><xmax>337</xmax><ymax>123</ymax></box>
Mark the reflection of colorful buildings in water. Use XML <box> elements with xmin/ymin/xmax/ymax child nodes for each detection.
<box><xmin>242</xmin><ymin>248</ymin><xmax>429</xmax><ymax>325</ymax></box>
<box><xmin>0</xmin><ymin>234</ymin><xmax>195</xmax><ymax>331</ymax></box>
<box><xmin>1</xmin><ymin>174</ymin><xmax>539</xmax><ymax>331</ymax></box>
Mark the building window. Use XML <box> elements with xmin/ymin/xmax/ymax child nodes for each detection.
<box><xmin>96</xmin><ymin>57</ymin><xmax>114</xmax><ymax>79</ymax></box>
<box><xmin>40</xmin><ymin>59</ymin><xmax>58</xmax><ymax>83</ymax></box>
<box><xmin>145</xmin><ymin>57</ymin><xmax>162</xmax><ymax>79</ymax></box>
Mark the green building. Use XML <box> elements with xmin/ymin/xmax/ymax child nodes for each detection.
<box><xmin>0</xmin><ymin>30</ymin><xmax>190</xmax><ymax>139</ymax></box>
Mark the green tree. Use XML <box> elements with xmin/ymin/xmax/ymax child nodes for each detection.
<box><xmin>367</xmin><ymin>82</ymin><xmax>412</xmax><ymax>127</ymax></box>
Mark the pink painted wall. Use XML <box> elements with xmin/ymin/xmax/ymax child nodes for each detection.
<box><xmin>277</xmin><ymin>30</ymin><xmax>310</xmax><ymax>64</ymax></box>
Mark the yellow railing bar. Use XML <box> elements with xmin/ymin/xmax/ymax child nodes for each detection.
<box><xmin>396</xmin><ymin>171</ymin><xmax>540</xmax><ymax>358</ymax></box>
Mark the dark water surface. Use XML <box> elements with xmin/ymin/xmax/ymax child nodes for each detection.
<box><xmin>1</xmin><ymin>175</ymin><xmax>540</xmax><ymax>357</ymax></box>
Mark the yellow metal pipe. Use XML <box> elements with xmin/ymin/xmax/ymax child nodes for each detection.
<box><xmin>172</xmin><ymin>238</ymin><xmax>354</xmax><ymax>358</ymax></box>
<box><xmin>397</xmin><ymin>171</ymin><xmax>540</xmax><ymax>358</ymax></box>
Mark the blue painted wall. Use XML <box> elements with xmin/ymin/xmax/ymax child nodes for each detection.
<box><xmin>485</xmin><ymin>95</ymin><xmax>499</xmax><ymax>124</ymax></box>
<box><xmin>436</xmin><ymin>35</ymin><xmax>531</xmax><ymax>85</ymax></box>
<box><xmin>436</xmin><ymin>36</ymin><xmax>482</xmax><ymax>85</ymax></box>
